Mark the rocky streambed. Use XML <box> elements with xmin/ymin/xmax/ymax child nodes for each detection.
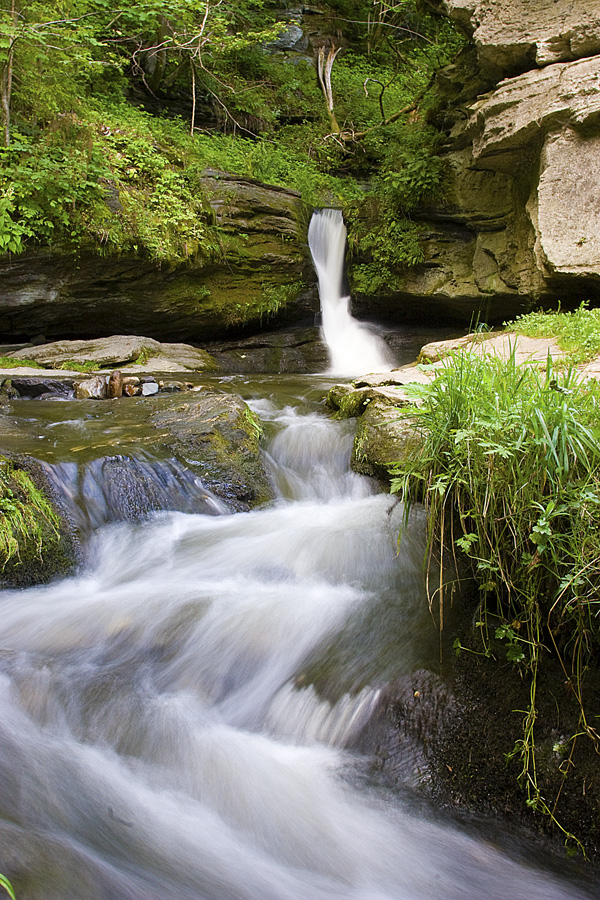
<box><xmin>1</xmin><ymin>326</ymin><xmax>599</xmax><ymax>874</ymax></box>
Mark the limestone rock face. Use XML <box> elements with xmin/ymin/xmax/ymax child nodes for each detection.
<box><xmin>431</xmin><ymin>0</ymin><xmax>600</xmax><ymax>75</ymax></box>
<box><xmin>532</xmin><ymin>130</ymin><xmax>600</xmax><ymax>279</ymax></box>
<box><xmin>466</xmin><ymin>57</ymin><xmax>600</xmax><ymax>164</ymax></box>
<box><xmin>380</xmin><ymin>0</ymin><xmax>600</xmax><ymax>323</ymax></box>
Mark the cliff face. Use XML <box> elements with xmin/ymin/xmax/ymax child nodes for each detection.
<box><xmin>0</xmin><ymin>172</ymin><xmax>315</xmax><ymax>344</ymax></box>
<box><xmin>380</xmin><ymin>0</ymin><xmax>600</xmax><ymax>324</ymax></box>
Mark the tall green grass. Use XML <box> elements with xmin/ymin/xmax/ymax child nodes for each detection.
<box><xmin>391</xmin><ymin>348</ymin><xmax>600</xmax><ymax>844</ymax></box>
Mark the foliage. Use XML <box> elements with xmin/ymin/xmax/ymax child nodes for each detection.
<box><xmin>0</xmin><ymin>456</ymin><xmax>60</xmax><ymax>570</ymax></box>
<box><xmin>258</xmin><ymin>280</ymin><xmax>303</xmax><ymax>324</ymax></box>
<box><xmin>390</xmin><ymin>347</ymin><xmax>600</xmax><ymax>846</ymax></box>
<box><xmin>0</xmin><ymin>0</ymin><xmax>464</xmax><ymax>266</ymax></box>
<box><xmin>0</xmin><ymin>873</ymin><xmax>15</xmax><ymax>900</ymax></box>
<box><xmin>349</xmin><ymin>217</ymin><xmax>424</xmax><ymax>293</ymax></box>
<box><xmin>510</xmin><ymin>304</ymin><xmax>600</xmax><ymax>365</ymax></box>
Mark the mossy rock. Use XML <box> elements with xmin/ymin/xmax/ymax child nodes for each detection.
<box><xmin>352</xmin><ymin>402</ymin><xmax>422</xmax><ymax>482</ymax></box>
<box><xmin>0</xmin><ymin>455</ymin><xmax>79</xmax><ymax>587</ymax></box>
<box><xmin>149</xmin><ymin>390</ymin><xmax>274</xmax><ymax>511</ymax></box>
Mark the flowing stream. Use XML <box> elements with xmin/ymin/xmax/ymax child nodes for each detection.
<box><xmin>0</xmin><ymin>375</ymin><xmax>593</xmax><ymax>900</ymax></box>
<box><xmin>0</xmin><ymin>217</ymin><xmax>594</xmax><ymax>897</ymax></box>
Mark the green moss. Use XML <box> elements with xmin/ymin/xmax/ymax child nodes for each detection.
<box><xmin>59</xmin><ymin>359</ymin><xmax>100</xmax><ymax>372</ymax></box>
<box><xmin>0</xmin><ymin>356</ymin><xmax>43</xmax><ymax>369</ymax></box>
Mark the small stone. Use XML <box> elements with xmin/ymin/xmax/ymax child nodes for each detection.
<box><xmin>75</xmin><ymin>375</ymin><xmax>108</xmax><ymax>400</ymax></box>
<box><xmin>108</xmin><ymin>369</ymin><xmax>123</xmax><ymax>399</ymax></box>
<box><xmin>141</xmin><ymin>382</ymin><xmax>159</xmax><ymax>396</ymax></box>
<box><xmin>159</xmin><ymin>381</ymin><xmax>183</xmax><ymax>393</ymax></box>
<box><xmin>124</xmin><ymin>382</ymin><xmax>141</xmax><ymax>397</ymax></box>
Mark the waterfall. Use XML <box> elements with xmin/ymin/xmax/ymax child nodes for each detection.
<box><xmin>308</xmin><ymin>208</ymin><xmax>393</xmax><ymax>376</ymax></box>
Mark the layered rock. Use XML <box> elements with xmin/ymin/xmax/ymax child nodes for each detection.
<box><xmin>0</xmin><ymin>173</ymin><xmax>314</xmax><ymax>344</ymax></box>
<box><xmin>434</xmin><ymin>0</ymin><xmax>600</xmax><ymax>74</ymax></box>
<box><xmin>371</xmin><ymin>0</ymin><xmax>600</xmax><ymax>324</ymax></box>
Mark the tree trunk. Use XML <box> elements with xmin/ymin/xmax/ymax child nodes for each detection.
<box><xmin>317</xmin><ymin>45</ymin><xmax>340</xmax><ymax>134</ymax></box>
<box><xmin>0</xmin><ymin>1</ymin><xmax>17</xmax><ymax>147</ymax></box>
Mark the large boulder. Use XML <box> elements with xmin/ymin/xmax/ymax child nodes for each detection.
<box><xmin>10</xmin><ymin>335</ymin><xmax>218</xmax><ymax>373</ymax></box>
<box><xmin>429</xmin><ymin>0</ymin><xmax>600</xmax><ymax>76</ymax></box>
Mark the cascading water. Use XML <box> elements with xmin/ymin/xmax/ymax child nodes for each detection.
<box><xmin>0</xmin><ymin>382</ymin><xmax>592</xmax><ymax>900</ymax></box>
<box><xmin>308</xmin><ymin>208</ymin><xmax>393</xmax><ymax>376</ymax></box>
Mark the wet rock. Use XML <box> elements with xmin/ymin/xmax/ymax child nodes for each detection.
<box><xmin>107</xmin><ymin>370</ymin><xmax>123</xmax><ymax>399</ymax></box>
<box><xmin>149</xmin><ymin>391</ymin><xmax>274</xmax><ymax>511</ymax></box>
<box><xmin>0</xmin><ymin>454</ymin><xmax>80</xmax><ymax>587</ymax></box>
<box><xmin>0</xmin><ymin>171</ymin><xmax>315</xmax><ymax>344</ymax></box>
<box><xmin>7</xmin><ymin>377</ymin><xmax>75</xmax><ymax>400</ymax></box>
<box><xmin>205</xmin><ymin>325</ymin><xmax>328</xmax><ymax>374</ymax></box>
<box><xmin>141</xmin><ymin>382</ymin><xmax>159</xmax><ymax>396</ymax></box>
<box><xmin>351</xmin><ymin>402</ymin><xmax>420</xmax><ymax>482</ymax></box>
<box><xmin>0</xmin><ymin>379</ymin><xmax>19</xmax><ymax>400</ymax></box>
<box><xmin>76</xmin><ymin>375</ymin><xmax>108</xmax><ymax>400</ymax></box>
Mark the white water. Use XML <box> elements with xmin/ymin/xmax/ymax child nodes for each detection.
<box><xmin>308</xmin><ymin>208</ymin><xmax>393</xmax><ymax>376</ymax></box>
<box><xmin>0</xmin><ymin>392</ymin><xmax>591</xmax><ymax>900</ymax></box>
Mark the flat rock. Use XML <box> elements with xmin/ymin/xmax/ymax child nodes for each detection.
<box><xmin>10</xmin><ymin>336</ymin><xmax>218</xmax><ymax>373</ymax></box>
<box><xmin>419</xmin><ymin>331</ymin><xmax>564</xmax><ymax>364</ymax></box>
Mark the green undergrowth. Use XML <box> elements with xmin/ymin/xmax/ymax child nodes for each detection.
<box><xmin>0</xmin><ymin>1</ymin><xmax>464</xmax><ymax>268</ymax></box>
<box><xmin>390</xmin><ymin>348</ymin><xmax>600</xmax><ymax>851</ymax></box>
<box><xmin>509</xmin><ymin>305</ymin><xmax>600</xmax><ymax>365</ymax></box>
<box><xmin>0</xmin><ymin>457</ymin><xmax>60</xmax><ymax>573</ymax></box>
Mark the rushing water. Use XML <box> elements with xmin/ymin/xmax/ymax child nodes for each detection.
<box><xmin>308</xmin><ymin>209</ymin><xmax>393</xmax><ymax>376</ymax></box>
<box><xmin>0</xmin><ymin>376</ymin><xmax>594</xmax><ymax>900</ymax></box>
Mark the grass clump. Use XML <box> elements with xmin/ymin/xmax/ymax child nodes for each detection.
<box><xmin>390</xmin><ymin>347</ymin><xmax>600</xmax><ymax>848</ymax></box>
<box><xmin>509</xmin><ymin>304</ymin><xmax>600</xmax><ymax>365</ymax></box>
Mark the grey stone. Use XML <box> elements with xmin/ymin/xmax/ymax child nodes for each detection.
<box><xmin>428</xmin><ymin>0</ymin><xmax>600</xmax><ymax>78</ymax></box>
<box><xmin>141</xmin><ymin>382</ymin><xmax>159</xmax><ymax>396</ymax></box>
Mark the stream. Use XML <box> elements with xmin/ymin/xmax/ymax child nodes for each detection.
<box><xmin>0</xmin><ymin>373</ymin><xmax>594</xmax><ymax>900</ymax></box>
<box><xmin>0</xmin><ymin>209</ymin><xmax>596</xmax><ymax>898</ymax></box>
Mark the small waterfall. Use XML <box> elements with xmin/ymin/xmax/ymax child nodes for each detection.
<box><xmin>308</xmin><ymin>208</ymin><xmax>393</xmax><ymax>376</ymax></box>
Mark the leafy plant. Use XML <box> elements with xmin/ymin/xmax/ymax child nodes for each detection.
<box><xmin>390</xmin><ymin>346</ymin><xmax>600</xmax><ymax>846</ymax></box>
<box><xmin>0</xmin><ymin>457</ymin><xmax>60</xmax><ymax>569</ymax></box>
<box><xmin>0</xmin><ymin>873</ymin><xmax>15</xmax><ymax>900</ymax></box>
